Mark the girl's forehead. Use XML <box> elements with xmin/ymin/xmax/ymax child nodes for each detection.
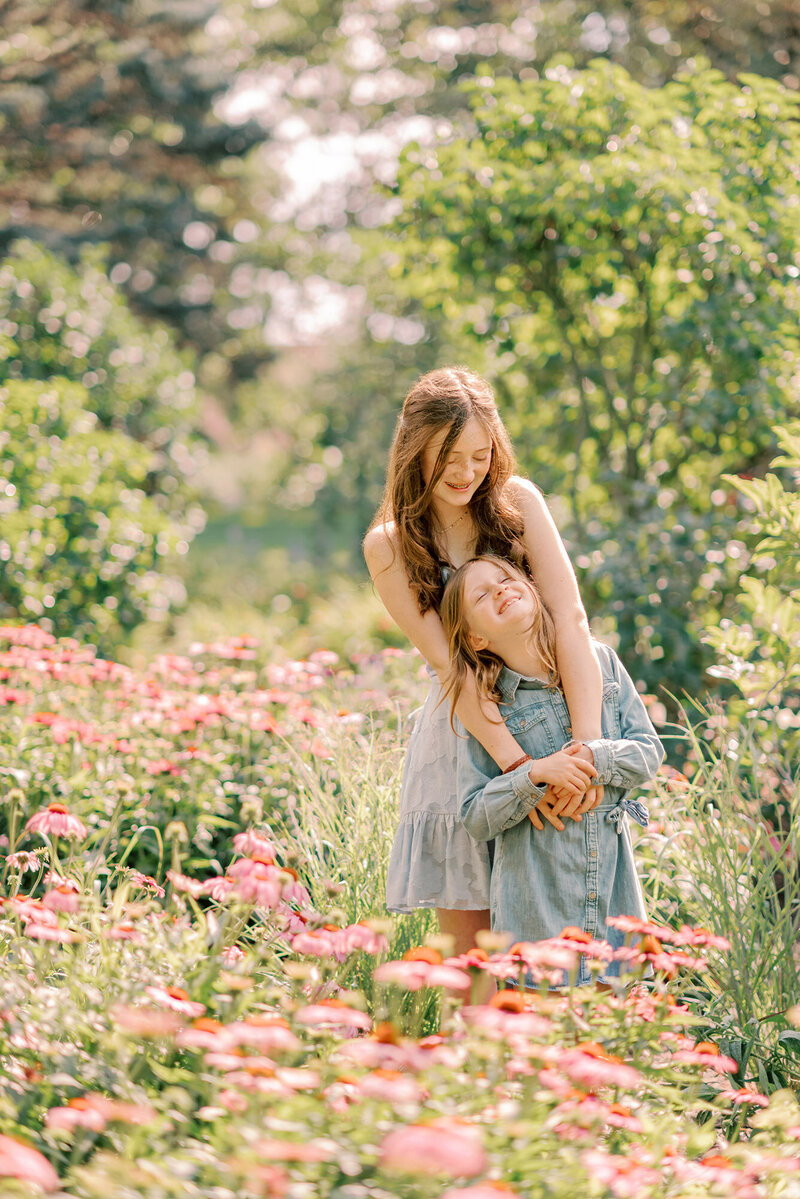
<box><xmin>465</xmin><ymin>559</ymin><xmax>511</xmax><ymax>587</ymax></box>
<box><xmin>426</xmin><ymin>416</ymin><xmax>491</xmax><ymax>456</ymax></box>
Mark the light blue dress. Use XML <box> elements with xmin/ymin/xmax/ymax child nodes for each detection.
<box><xmin>457</xmin><ymin>642</ymin><xmax>664</xmax><ymax>983</ymax></box>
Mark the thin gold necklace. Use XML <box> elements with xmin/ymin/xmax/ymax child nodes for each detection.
<box><xmin>437</xmin><ymin>509</ymin><xmax>468</xmax><ymax>534</ymax></box>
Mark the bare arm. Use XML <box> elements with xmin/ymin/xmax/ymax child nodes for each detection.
<box><xmin>363</xmin><ymin>523</ymin><xmax>566</xmax><ymax>830</ymax></box>
<box><xmin>508</xmin><ymin>478</ymin><xmax>604</xmax><ymax>813</ymax></box>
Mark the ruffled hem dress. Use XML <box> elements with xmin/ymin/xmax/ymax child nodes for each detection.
<box><xmin>385</xmin><ymin>673</ymin><xmax>492</xmax><ymax>914</ymax></box>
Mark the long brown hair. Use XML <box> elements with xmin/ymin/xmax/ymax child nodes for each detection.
<box><xmin>367</xmin><ymin>367</ymin><xmax>526</xmax><ymax>614</ymax></box>
<box><xmin>440</xmin><ymin>555</ymin><xmax>560</xmax><ymax>725</ymax></box>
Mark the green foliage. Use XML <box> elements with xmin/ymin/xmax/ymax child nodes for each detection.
<box><xmin>642</xmin><ymin>726</ymin><xmax>800</xmax><ymax>1093</ymax></box>
<box><xmin>704</xmin><ymin>423</ymin><xmax>800</xmax><ymax>767</ymax></box>
<box><xmin>0</xmin><ymin>240</ymin><xmax>202</xmax><ymax>510</ymax></box>
<box><xmin>0</xmin><ymin>241</ymin><xmax>205</xmax><ymax>643</ymax></box>
<box><xmin>0</xmin><ymin>377</ymin><xmax>191</xmax><ymax>641</ymax></box>
<box><xmin>388</xmin><ymin>61</ymin><xmax>800</xmax><ymax>699</ymax></box>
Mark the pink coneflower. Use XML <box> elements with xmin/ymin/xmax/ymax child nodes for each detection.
<box><xmin>719</xmin><ymin>1088</ymin><xmax>770</xmax><ymax>1107</ymax></box>
<box><xmin>5</xmin><ymin>850</ymin><xmax>41</xmax><ymax>872</ymax></box>
<box><xmin>379</xmin><ymin>1120</ymin><xmax>487</xmax><ymax>1178</ymax></box>
<box><xmin>581</xmin><ymin>1149</ymin><xmax>660</xmax><ymax>1197</ymax></box>
<box><xmin>166</xmin><ymin>870</ymin><xmax>205</xmax><ymax>898</ymax></box>
<box><xmin>672</xmin><ymin>925</ymin><xmax>732</xmax><ymax>951</ymax></box>
<box><xmin>46</xmin><ymin>1099</ymin><xmax>107</xmax><ymax>1133</ymax></box>
<box><xmin>26</xmin><ymin>923</ymin><xmax>82</xmax><ymax>943</ymax></box>
<box><xmin>295</xmin><ymin>999</ymin><xmax>372</xmax><ymax>1031</ymax></box>
<box><xmin>374</xmin><ymin>960</ymin><xmax>472</xmax><ymax>992</ymax></box>
<box><xmin>24</xmin><ymin>803</ymin><xmax>87</xmax><ymax>840</ymax></box>
<box><xmin>229</xmin><ymin>1016</ymin><xmax>300</xmax><ymax>1053</ymax></box>
<box><xmin>560</xmin><ymin>1043</ymin><xmax>642</xmax><ymax>1091</ymax></box>
<box><xmin>0</xmin><ymin>1134</ymin><xmax>60</xmax><ymax>1192</ymax></box>
<box><xmin>356</xmin><ymin>1068</ymin><xmax>425</xmax><ymax>1105</ymax></box>
<box><xmin>605</xmin><ymin>914</ymin><xmax>682</xmax><ymax>943</ymax></box>
<box><xmin>126</xmin><ymin>870</ymin><xmax>166</xmax><ymax>898</ymax></box>
<box><xmin>42</xmin><ymin>885</ymin><xmax>81</xmax><ymax>913</ymax></box>
<box><xmin>144</xmin><ymin>985</ymin><xmax>205</xmax><ymax>1017</ymax></box>
<box><xmin>253</xmin><ymin>1138</ymin><xmax>336</xmax><ymax>1162</ymax></box>
<box><xmin>103</xmin><ymin>923</ymin><xmax>144</xmax><ymax>942</ymax></box>
<box><xmin>232</xmin><ymin>830</ymin><xmax>278</xmax><ymax>859</ymax></box>
<box><xmin>442</xmin><ymin>1186</ymin><xmax>523</xmax><ymax>1199</ymax></box>
<box><xmin>110</xmin><ymin>1005</ymin><xmax>184</xmax><ymax>1037</ymax></box>
<box><xmin>204</xmin><ymin>877</ymin><xmax>235</xmax><ymax>902</ymax></box>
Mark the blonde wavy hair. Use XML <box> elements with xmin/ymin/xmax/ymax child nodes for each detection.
<box><xmin>367</xmin><ymin>367</ymin><xmax>526</xmax><ymax>614</ymax></box>
<box><xmin>440</xmin><ymin>555</ymin><xmax>561</xmax><ymax>726</ymax></box>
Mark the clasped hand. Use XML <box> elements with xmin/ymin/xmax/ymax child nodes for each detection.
<box><xmin>526</xmin><ymin>743</ymin><xmax>603</xmax><ymax>832</ymax></box>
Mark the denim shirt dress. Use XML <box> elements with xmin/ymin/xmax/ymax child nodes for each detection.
<box><xmin>457</xmin><ymin>642</ymin><xmax>664</xmax><ymax>984</ymax></box>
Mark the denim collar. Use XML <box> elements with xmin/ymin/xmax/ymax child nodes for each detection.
<box><xmin>497</xmin><ymin>666</ymin><xmax>552</xmax><ymax>704</ymax></box>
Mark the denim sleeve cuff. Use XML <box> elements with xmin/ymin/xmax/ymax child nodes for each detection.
<box><xmin>583</xmin><ymin>739</ymin><xmax>613</xmax><ymax>785</ymax></box>
<box><xmin>508</xmin><ymin>761</ymin><xmax>548</xmax><ymax>806</ymax></box>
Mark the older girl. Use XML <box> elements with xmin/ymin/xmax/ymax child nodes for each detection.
<box><xmin>440</xmin><ymin>555</ymin><xmax>663</xmax><ymax>979</ymax></box>
<box><xmin>363</xmin><ymin>367</ymin><xmax>603</xmax><ymax>953</ymax></box>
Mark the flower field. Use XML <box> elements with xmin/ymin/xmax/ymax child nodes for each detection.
<box><xmin>2</xmin><ymin>624</ymin><xmax>800</xmax><ymax>1199</ymax></box>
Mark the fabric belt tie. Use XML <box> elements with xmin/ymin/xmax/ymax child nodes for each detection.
<box><xmin>606</xmin><ymin>798</ymin><xmax>649</xmax><ymax>834</ymax></box>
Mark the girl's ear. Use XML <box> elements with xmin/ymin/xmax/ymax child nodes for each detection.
<box><xmin>468</xmin><ymin>630</ymin><xmax>489</xmax><ymax>652</ymax></box>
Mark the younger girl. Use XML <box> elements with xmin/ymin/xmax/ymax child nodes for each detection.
<box><xmin>440</xmin><ymin>555</ymin><xmax>664</xmax><ymax>984</ymax></box>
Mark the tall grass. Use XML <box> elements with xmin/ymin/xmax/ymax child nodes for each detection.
<box><xmin>271</xmin><ymin>716</ymin><xmax>437</xmax><ymax>986</ymax></box>
<box><xmin>640</xmin><ymin>717</ymin><xmax>800</xmax><ymax>1091</ymax></box>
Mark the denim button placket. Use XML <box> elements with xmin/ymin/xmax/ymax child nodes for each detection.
<box><xmin>585</xmin><ymin>812</ymin><xmax>600</xmax><ymax>940</ymax></box>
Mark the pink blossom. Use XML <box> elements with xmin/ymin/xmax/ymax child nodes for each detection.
<box><xmin>110</xmin><ymin>1005</ymin><xmax>184</xmax><ymax>1037</ymax></box>
<box><xmin>204</xmin><ymin>876</ymin><xmax>235</xmax><ymax>902</ymax></box>
<box><xmin>221</xmin><ymin>944</ymin><xmax>245</xmax><ymax>967</ymax></box>
<box><xmin>582</xmin><ymin>1149</ymin><xmax>660</xmax><ymax>1197</ymax></box>
<box><xmin>144</xmin><ymin>985</ymin><xmax>205</xmax><ymax>1017</ymax></box>
<box><xmin>671</xmin><ymin>925</ymin><xmax>731</xmax><ymax>951</ymax></box>
<box><xmin>126</xmin><ymin>870</ymin><xmax>166</xmax><ymax>897</ymax></box>
<box><xmin>0</xmin><ymin>1135</ymin><xmax>60</xmax><ymax>1192</ymax></box>
<box><xmin>166</xmin><ymin>870</ymin><xmax>206</xmax><ymax>898</ymax></box>
<box><xmin>232</xmin><ymin>830</ymin><xmax>278</xmax><ymax>859</ymax></box>
<box><xmin>605</xmin><ymin>915</ymin><xmax>682</xmax><ymax>943</ymax></box>
<box><xmin>6</xmin><ymin>851</ymin><xmax>41</xmax><ymax>873</ymax></box>
<box><xmin>718</xmin><ymin>1088</ymin><xmax>770</xmax><ymax>1107</ymax></box>
<box><xmin>337</xmin><ymin>922</ymin><xmax>389</xmax><ymax>956</ymax></box>
<box><xmin>104</xmin><ymin>923</ymin><xmax>144</xmax><ymax>942</ymax></box>
<box><xmin>229</xmin><ymin>1017</ymin><xmax>300</xmax><ymax>1053</ymax></box>
<box><xmin>356</xmin><ymin>1070</ymin><xmax>425</xmax><ymax>1105</ymax></box>
<box><xmin>560</xmin><ymin>1045</ymin><xmax>642</xmax><ymax>1091</ymax></box>
<box><xmin>254</xmin><ymin>1138</ymin><xmax>336</xmax><ymax>1162</ymax></box>
<box><xmin>24</xmin><ymin>803</ymin><xmax>87</xmax><ymax>840</ymax></box>
<box><xmin>46</xmin><ymin>1103</ymin><xmax>106</xmax><ymax>1133</ymax></box>
<box><xmin>442</xmin><ymin>1188</ymin><xmax>523</xmax><ymax>1199</ymax></box>
<box><xmin>42</xmin><ymin>886</ymin><xmax>80</xmax><ymax>913</ymax></box>
<box><xmin>379</xmin><ymin>1120</ymin><xmax>487</xmax><ymax>1178</ymax></box>
<box><xmin>26</xmin><ymin>923</ymin><xmax>82</xmax><ymax>943</ymax></box>
<box><xmin>671</xmin><ymin>1048</ymin><xmax>738</xmax><ymax>1074</ymax></box>
<box><xmin>374</xmin><ymin>960</ymin><xmax>472</xmax><ymax>992</ymax></box>
<box><xmin>295</xmin><ymin>1000</ymin><xmax>372</xmax><ymax>1031</ymax></box>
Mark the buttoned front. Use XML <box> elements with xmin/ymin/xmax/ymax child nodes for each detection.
<box><xmin>457</xmin><ymin>642</ymin><xmax>664</xmax><ymax>985</ymax></box>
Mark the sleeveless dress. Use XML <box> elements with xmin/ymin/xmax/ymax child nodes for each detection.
<box><xmin>385</xmin><ymin>564</ymin><xmax>492</xmax><ymax>914</ymax></box>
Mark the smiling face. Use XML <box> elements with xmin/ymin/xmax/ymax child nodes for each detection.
<box><xmin>420</xmin><ymin>415</ymin><xmax>493</xmax><ymax>515</ymax></box>
<box><xmin>460</xmin><ymin>558</ymin><xmax>539</xmax><ymax>652</ymax></box>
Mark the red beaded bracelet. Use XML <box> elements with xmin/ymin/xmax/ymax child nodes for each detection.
<box><xmin>502</xmin><ymin>754</ymin><xmax>533</xmax><ymax>774</ymax></box>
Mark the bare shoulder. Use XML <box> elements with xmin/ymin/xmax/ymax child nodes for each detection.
<box><xmin>504</xmin><ymin>474</ymin><xmax>546</xmax><ymax>512</ymax></box>
<box><xmin>363</xmin><ymin>520</ymin><xmax>400</xmax><ymax>577</ymax></box>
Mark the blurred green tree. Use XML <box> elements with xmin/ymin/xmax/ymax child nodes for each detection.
<box><xmin>0</xmin><ymin>377</ymin><xmax>193</xmax><ymax>643</ymax></box>
<box><xmin>0</xmin><ymin>0</ymin><xmax>274</xmax><ymax>388</ymax></box>
<box><xmin>705</xmin><ymin>423</ymin><xmax>800</xmax><ymax>770</ymax></box>
<box><xmin>386</xmin><ymin>61</ymin><xmax>800</xmax><ymax>698</ymax></box>
<box><xmin>0</xmin><ymin>242</ymin><xmax>205</xmax><ymax>644</ymax></box>
<box><xmin>0</xmin><ymin>240</ymin><xmax>204</xmax><ymax>514</ymax></box>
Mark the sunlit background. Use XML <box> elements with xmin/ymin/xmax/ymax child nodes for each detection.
<box><xmin>1</xmin><ymin>0</ymin><xmax>799</xmax><ymax>705</ymax></box>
